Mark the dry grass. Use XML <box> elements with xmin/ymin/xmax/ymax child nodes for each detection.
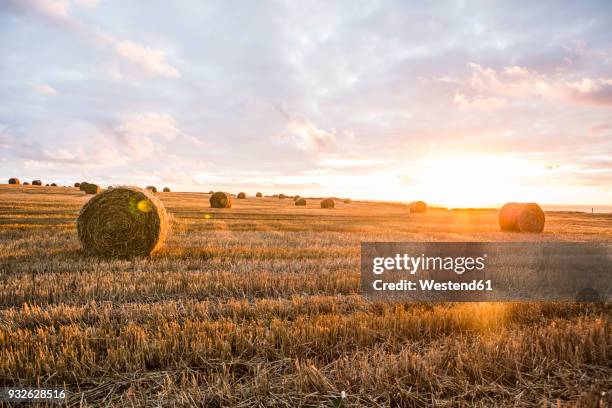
<box><xmin>0</xmin><ymin>185</ymin><xmax>610</xmax><ymax>407</ymax></box>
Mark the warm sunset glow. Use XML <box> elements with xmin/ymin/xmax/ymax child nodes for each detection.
<box><xmin>1</xmin><ymin>1</ymin><xmax>610</xmax><ymax>209</ymax></box>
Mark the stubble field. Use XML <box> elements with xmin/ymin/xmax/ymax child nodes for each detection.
<box><xmin>0</xmin><ymin>184</ymin><xmax>610</xmax><ymax>407</ymax></box>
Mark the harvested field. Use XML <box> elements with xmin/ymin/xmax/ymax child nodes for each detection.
<box><xmin>0</xmin><ymin>185</ymin><xmax>610</xmax><ymax>407</ymax></box>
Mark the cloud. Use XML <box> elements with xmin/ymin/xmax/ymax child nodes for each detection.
<box><xmin>286</xmin><ymin>116</ymin><xmax>337</xmax><ymax>153</ymax></box>
<box><xmin>318</xmin><ymin>158</ymin><xmax>395</xmax><ymax>169</ymax></box>
<box><xmin>2</xmin><ymin>0</ymin><xmax>180</xmax><ymax>80</ymax></box>
<box><xmin>114</xmin><ymin>41</ymin><xmax>180</xmax><ymax>79</ymax></box>
<box><xmin>113</xmin><ymin>112</ymin><xmax>184</xmax><ymax>160</ymax></box>
<box><xmin>115</xmin><ymin>112</ymin><xmax>181</xmax><ymax>141</ymax></box>
<box><xmin>447</xmin><ymin>63</ymin><xmax>612</xmax><ymax>107</ymax></box>
<box><xmin>453</xmin><ymin>93</ymin><xmax>507</xmax><ymax>111</ymax></box>
<box><xmin>566</xmin><ymin>78</ymin><xmax>612</xmax><ymax>106</ymax></box>
<box><xmin>277</xmin><ymin>107</ymin><xmax>337</xmax><ymax>153</ymax></box>
<box><xmin>34</xmin><ymin>84</ymin><xmax>57</xmax><ymax>95</ymax></box>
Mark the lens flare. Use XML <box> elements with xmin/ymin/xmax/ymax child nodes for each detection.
<box><xmin>137</xmin><ymin>199</ymin><xmax>153</xmax><ymax>213</ymax></box>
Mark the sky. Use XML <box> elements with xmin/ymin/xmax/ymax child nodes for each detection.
<box><xmin>1</xmin><ymin>0</ymin><xmax>611</xmax><ymax>207</ymax></box>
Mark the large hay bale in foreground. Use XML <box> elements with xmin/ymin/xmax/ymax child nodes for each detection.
<box><xmin>256</xmin><ymin>192</ymin><xmax>262</xmax><ymax>197</ymax></box>
<box><xmin>499</xmin><ymin>202</ymin><xmax>545</xmax><ymax>233</ymax></box>
<box><xmin>163</xmin><ymin>187</ymin><xmax>171</xmax><ymax>192</ymax></box>
<box><xmin>77</xmin><ymin>186</ymin><xmax>168</xmax><ymax>257</ymax></box>
<box><xmin>146</xmin><ymin>186</ymin><xmax>157</xmax><ymax>193</ymax></box>
<box><xmin>237</xmin><ymin>192</ymin><xmax>246</xmax><ymax>199</ymax></box>
<box><xmin>83</xmin><ymin>183</ymin><xmax>101</xmax><ymax>195</ymax></box>
<box><xmin>295</xmin><ymin>198</ymin><xmax>307</xmax><ymax>206</ymax></box>
<box><xmin>321</xmin><ymin>198</ymin><xmax>335</xmax><ymax>209</ymax></box>
<box><xmin>210</xmin><ymin>192</ymin><xmax>233</xmax><ymax>208</ymax></box>
<box><xmin>8</xmin><ymin>178</ymin><xmax>20</xmax><ymax>185</ymax></box>
<box><xmin>409</xmin><ymin>201</ymin><xmax>427</xmax><ymax>213</ymax></box>
<box><xmin>32</xmin><ymin>180</ymin><xmax>42</xmax><ymax>186</ymax></box>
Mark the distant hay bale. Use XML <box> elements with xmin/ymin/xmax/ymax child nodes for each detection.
<box><xmin>499</xmin><ymin>202</ymin><xmax>545</xmax><ymax>233</ymax></box>
<box><xmin>8</xmin><ymin>178</ymin><xmax>20</xmax><ymax>185</ymax></box>
<box><xmin>51</xmin><ymin>183</ymin><xmax>57</xmax><ymax>186</ymax></box>
<box><xmin>146</xmin><ymin>186</ymin><xmax>157</xmax><ymax>193</ymax></box>
<box><xmin>409</xmin><ymin>201</ymin><xmax>427</xmax><ymax>213</ymax></box>
<box><xmin>163</xmin><ymin>187</ymin><xmax>171</xmax><ymax>192</ymax></box>
<box><xmin>256</xmin><ymin>192</ymin><xmax>263</xmax><ymax>197</ymax></box>
<box><xmin>23</xmin><ymin>182</ymin><xmax>30</xmax><ymax>185</ymax></box>
<box><xmin>343</xmin><ymin>198</ymin><xmax>351</xmax><ymax>204</ymax></box>
<box><xmin>83</xmin><ymin>183</ymin><xmax>101</xmax><ymax>195</ymax></box>
<box><xmin>293</xmin><ymin>195</ymin><xmax>300</xmax><ymax>200</ymax></box>
<box><xmin>321</xmin><ymin>198</ymin><xmax>335</xmax><ymax>209</ymax></box>
<box><xmin>74</xmin><ymin>182</ymin><xmax>81</xmax><ymax>188</ymax></box>
<box><xmin>77</xmin><ymin>186</ymin><xmax>168</xmax><ymax>257</ymax></box>
<box><xmin>237</xmin><ymin>192</ymin><xmax>246</xmax><ymax>199</ymax></box>
<box><xmin>279</xmin><ymin>194</ymin><xmax>287</xmax><ymax>199</ymax></box>
<box><xmin>79</xmin><ymin>182</ymin><xmax>89</xmax><ymax>191</ymax></box>
<box><xmin>295</xmin><ymin>198</ymin><xmax>307</xmax><ymax>206</ymax></box>
<box><xmin>32</xmin><ymin>180</ymin><xmax>42</xmax><ymax>186</ymax></box>
<box><xmin>210</xmin><ymin>191</ymin><xmax>233</xmax><ymax>208</ymax></box>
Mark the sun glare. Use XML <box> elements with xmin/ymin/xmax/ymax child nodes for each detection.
<box><xmin>411</xmin><ymin>154</ymin><xmax>545</xmax><ymax>208</ymax></box>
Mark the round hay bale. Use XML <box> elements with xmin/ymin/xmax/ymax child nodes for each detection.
<box><xmin>77</xmin><ymin>186</ymin><xmax>168</xmax><ymax>257</ymax></box>
<box><xmin>295</xmin><ymin>198</ymin><xmax>307</xmax><ymax>206</ymax></box>
<box><xmin>74</xmin><ymin>182</ymin><xmax>81</xmax><ymax>188</ymax></box>
<box><xmin>79</xmin><ymin>182</ymin><xmax>89</xmax><ymax>191</ymax></box>
<box><xmin>499</xmin><ymin>202</ymin><xmax>545</xmax><ymax>233</ymax></box>
<box><xmin>83</xmin><ymin>183</ymin><xmax>101</xmax><ymax>195</ymax></box>
<box><xmin>146</xmin><ymin>186</ymin><xmax>157</xmax><ymax>193</ymax></box>
<box><xmin>321</xmin><ymin>198</ymin><xmax>335</xmax><ymax>209</ymax></box>
<box><xmin>278</xmin><ymin>194</ymin><xmax>286</xmax><ymax>199</ymax></box>
<box><xmin>23</xmin><ymin>182</ymin><xmax>30</xmax><ymax>185</ymax></box>
<box><xmin>210</xmin><ymin>191</ymin><xmax>233</xmax><ymax>208</ymax></box>
<box><xmin>237</xmin><ymin>192</ymin><xmax>246</xmax><ymax>199</ymax></box>
<box><xmin>343</xmin><ymin>198</ymin><xmax>351</xmax><ymax>204</ymax></box>
<box><xmin>409</xmin><ymin>201</ymin><xmax>427</xmax><ymax>213</ymax></box>
<box><xmin>208</xmin><ymin>190</ymin><xmax>214</xmax><ymax>194</ymax></box>
<box><xmin>8</xmin><ymin>178</ymin><xmax>20</xmax><ymax>185</ymax></box>
<box><xmin>256</xmin><ymin>192</ymin><xmax>262</xmax><ymax>197</ymax></box>
<box><xmin>163</xmin><ymin>187</ymin><xmax>171</xmax><ymax>192</ymax></box>
<box><xmin>51</xmin><ymin>183</ymin><xmax>57</xmax><ymax>186</ymax></box>
<box><xmin>32</xmin><ymin>180</ymin><xmax>42</xmax><ymax>186</ymax></box>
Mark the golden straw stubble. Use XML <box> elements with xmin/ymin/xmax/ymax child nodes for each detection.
<box><xmin>77</xmin><ymin>186</ymin><xmax>168</xmax><ymax>257</ymax></box>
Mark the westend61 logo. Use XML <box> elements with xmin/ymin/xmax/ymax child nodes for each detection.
<box><xmin>361</xmin><ymin>242</ymin><xmax>612</xmax><ymax>302</ymax></box>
